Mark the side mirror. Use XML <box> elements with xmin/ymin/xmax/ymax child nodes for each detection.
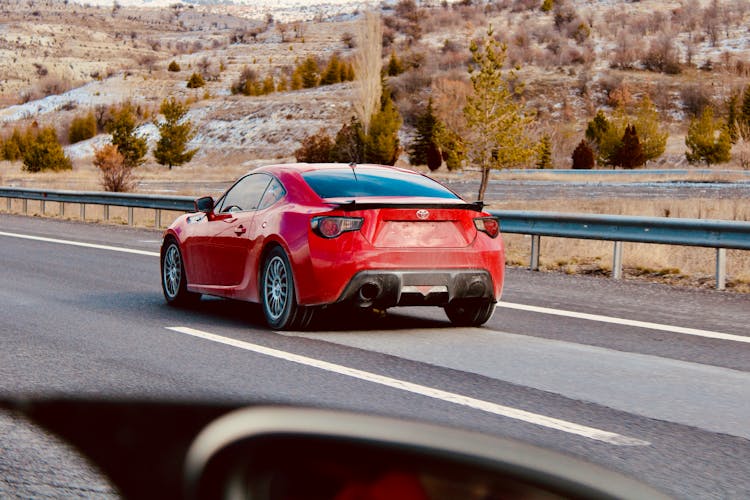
<box><xmin>194</xmin><ymin>197</ymin><xmax>214</xmax><ymax>214</ymax></box>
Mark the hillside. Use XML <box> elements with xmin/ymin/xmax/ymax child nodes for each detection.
<box><xmin>1</xmin><ymin>0</ymin><xmax>750</xmax><ymax>191</ymax></box>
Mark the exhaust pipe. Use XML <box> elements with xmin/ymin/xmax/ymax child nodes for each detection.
<box><xmin>358</xmin><ymin>282</ymin><xmax>381</xmax><ymax>303</ymax></box>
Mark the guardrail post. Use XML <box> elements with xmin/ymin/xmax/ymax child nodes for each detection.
<box><xmin>128</xmin><ymin>207</ymin><xmax>134</xmax><ymax>226</ymax></box>
<box><xmin>103</xmin><ymin>205</ymin><xmax>109</xmax><ymax>221</ymax></box>
<box><xmin>80</xmin><ymin>203</ymin><xmax>85</xmax><ymax>221</ymax></box>
<box><xmin>612</xmin><ymin>241</ymin><xmax>623</xmax><ymax>279</ymax></box>
<box><xmin>530</xmin><ymin>235</ymin><xmax>541</xmax><ymax>271</ymax></box>
<box><xmin>23</xmin><ymin>199</ymin><xmax>27</xmax><ymax>214</ymax></box>
<box><xmin>155</xmin><ymin>209</ymin><xmax>161</xmax><ymax>229</ymax></box>
<box><xmin>716</xmin><ymin>248</ymin><xmax>726</xmax><ymax>290</ymax></box>
<box><xmin>41</xmin><ymin>200</ymin><xmax>46</xmax><ymax>215</ymax></box>
<box><xmin>6</xmin><ymin>197</ymin><xmax>10</xmax><ymax>212</ymax></box>
<box><xmin>60</xmin><ymin>202</ymin><xmax>65</xmax><ymax>217</ymax></box>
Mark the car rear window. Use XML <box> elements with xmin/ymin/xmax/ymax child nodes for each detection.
<box><xmin>302</xmin><ymin>168</ymin><xmax>459</xmax><ymax>199</ymax></box>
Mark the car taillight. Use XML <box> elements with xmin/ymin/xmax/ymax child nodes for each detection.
<box><xmin>311</xmin><ymin>216</ymin><xmax>363</xmax><ymax>238</ymax></box>
<box><xmin>474</xmin><ymin>217</ymin><xmax>500</xmax><ymax>238</ymax></box>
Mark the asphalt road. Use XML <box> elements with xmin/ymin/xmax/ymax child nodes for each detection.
<box><xmin>1</xmin><ymin>213</ymin><xmax>749</xmax><ymax>499</ymax></box>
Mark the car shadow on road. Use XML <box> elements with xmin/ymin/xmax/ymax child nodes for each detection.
<box><xmin>170</xmin><ymin>297</ymin><xmax>451</xmax><ymax>332</ymax></box>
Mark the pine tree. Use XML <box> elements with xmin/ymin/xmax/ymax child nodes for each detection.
<box><xmin>2</xmin><ymin>127</ymin><xmax>27</xmax><ymax>161</ymax></box>
<box><xmin>168</xmin><ymin>60</ymin><xmax>181</xmax><ymax>72</ymax></box>
<box><xmin>294</xmin><ymin>129</ymin><xmax>334</xmax><ymax>162</ymax></box>
<box><xmin>634</xmin><ymin>96</ymin><xmax>667</xmax><ymax>162</ymax></box>
<box><xmin>613</xmin><ymin>124</ymin><xmax>645</xmax><ymax>169</ymax></box>
<box><xmin>587</xmin><ymin>98</ymin><xmax>667</xmax><ymax>167</ymax></box>
<box><xmin>186</xmin><ymin>72</ymin><xmax>205</xmax><ymax>88</ymax></box>
<box><xmin>585</xmin><ymin>110</ymin><xmax>609</xmax><ymax>148</ymax></box>
<box><xmin>153</xmin><ymin>97</ymin><xmax>198</xmax><ymax>170</ymax></box>
<box><xmin>541</xmin><ymin>0</ymin><xmax>554</xmax><ymax>12</ymax></box>
<box><xmin>262</xmin><ymin>75</ymin><xmax>275</xmax><ymax>94</ymax></box>
<box><xmin>464</xmin><ymin>27</ymin><xmax>534</xmax><ymax>200</ymax></box>
<box><xmin>386</xmin><ymin>51</ymin><xmax>404</xmax><ymax>76</ymax></box>
<box><xmin>23</xmin><ymin>127</ymin><xmax>72</xmax><ymax>172</ymax></box>
<box><xmin>536</xmin><ymin>134</ymin><xmax>552</xmax><ymax>169</ymax></box>
<box><xmin>409</xmin><ymin>98</ymin><xmax>442</xmax><ymax>169</ymax></box>
<box><xmin>571</xmin><ymin>140</ymin><xmax>594</xmax><ymax>169</ymax></box>
<box><xmin>685</xmin><ymin>107</ymin><xmax>732</xmax><ymax>165</ymax></box>
<box><xmin>320</xmin><ymin>54</ymin><xmax>343</xmax><ymax>85</ymax></box>
<box><xmin>363</xmin><ymin>83</ymin><xmax>402</xmax><ymax>165</ymax></box>
<box><xmin>294</xmin><ymin>56</ymin><xmax>320</xmax><ymax>88</ymax></box>
<box><xmin>107</xmin><ymin>103</ymin><xmax>147</xmax><ymax>168</ymax></box>
<box><xmin>69</xmin><ymin>112</ymin><xmax>97</xmax><ymax>144</ymax></box>
<box><xmin>331</xmin><ymin>118</ymin><xmax>365</xmax><ymax>163</ymax></box>
<box><xmin>738</xmin><ymin>86</ymin><xmax>750</xmax><ymax>141</ymax></box>
<box><xmin>726</xmin><ymin>92</ymin><xmax>739</xmax><ymax>144</ymax></box>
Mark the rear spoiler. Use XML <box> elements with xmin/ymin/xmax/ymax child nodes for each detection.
<box><xmin>328</xmin><ymin>200</ymin><xmax>486</xmax><ymax>212</ymax></box>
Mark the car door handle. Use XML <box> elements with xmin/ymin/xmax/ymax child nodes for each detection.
<box><xmin>234</xmin><ymin>225</ymin><xmax>246</xmax><ymax>235</ymax></box>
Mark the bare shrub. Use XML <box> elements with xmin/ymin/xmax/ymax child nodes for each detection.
<box><xmin>643</xmin><ymin>33</ymin><xmax>682</xmax><ymax>74</ymax></box>
<box><xmin>610</xmin><ymin>31</ymin><xmax>639</xmax><ymax>69</ymax></box>
<box><xmin>681</xmin><ymin>84</ymin><xmax>714</xmax><ymax>117</ymax></box>
<box><xmin>294</xmin><ymin>129</ymin><xmax>333</xmax><ymax>162</ymax></box>
<box><xmin>94</xmin><ymin>144</ymin><xmax>135</xmax><ymax>192</ymax></box>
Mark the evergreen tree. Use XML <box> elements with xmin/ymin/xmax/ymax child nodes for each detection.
<box><xmin>541</xmin><ymin>0</ymin><xmax>553</xmax><ymax>12</ymax></box>
<box><xmin>436</xmin><ymin>127</ymin><xmax>465</xmax><ymax>171</ymax></box>
<box><xmin>363</xmin><ymin>83</ymin><xmax>402</xmax><ymax>165</ymax></box>
<box><xmin>294</xmin><ymin>129</ymin><xmax>333</xmax><ymax>162</ymax></box>
<box><xmin>386</xmin><ymin>51</ymin><xmax>405</xmax><ymax>76</ymax></box>
<box><xmin>69</xmin><ymin>112</ymin><xmax>97</xmax><ymax>144</ymax></box>
<box><xmin>685</xmin><ymin>107</ymin><xmax>732</xmax><ymax>165</ymax></box>
<box><xmin>107</xmin><ymin>104</ymin><xmax>147</xmax><ymax>168</ymax></box>
<box><xmin>464</xmin><ymin>27</ymin><xmax>534</xmax><ymax>200</ymax></box>
<box><xmin>331</xmin><ymin>118</ymin><xmax>364</xmax><ymax>163</ymax></box>
<box><xmin>409</xmin><ymin>98</ymin><xmax>442</xmax><ymax>169</ymax></box>
<box><xmin>23</xmin><ymin>127</ymin><xmax>72</xmax><ymax>172</ymax></box>
<box><xmin>262</xmin><ymin>75</ymin><xmax>275</xmax><ymax>94</ymax></box>
<box><xmin>320</xmin><ymin>54</ymin><xmax>343</xmax><ymax>85</ymax></box>
<box><xmin>186</xmin><ymin>72</ymin><xmax>205</xmax><ymax>88</ymax></box>
<box><xmin>168</xmin><ymin>60</ymin><xmax>181</xmax><ymax>72</ymax></box>
<box><xmin>612</xmin><ymin>124</ymin><xmax>644</xmax><ymax>169</ymax></box>
<box><xmin>587</xmin><ymin>98</ymin><xmax>667</xmax><ymax>167</ymax></box>
<box><xmin>153</xmin><ymin>97</ymin><xmax>198</xmax><ymax>170</ymax></box>
<box><xmin>2</xmin><ymin>127</ymin><xmax>27</xmax><ymax>161</ymax></box>
<box><xmin>571</xmin><ymin>140</ymin><xmax>594</xmax><ymax>169</ymax></box>
<box><xmin>294</xmin><ymin>56</ymin><xmax>320</xmax><ymax>88</ymax></box>
<box><xmin>738</xmin><ymin>86</ymin><xmax>750</xmax><ymax>141</ymax></box>
<box><xmin>585</xmin><ymin>110</ymin><xmax>609</xmax><ymax>148</ymax></box>
<box><xmin>634</xmin><ymin>96</ymin><xmax>667</xmax><ymax>162</ymax></box>
<box><xmin>536</xmin><ymin>134</ymin><xmax>552</xmax><ymax>169</ymax></box>
<box><xmin>726</xmin><ymin>92</ymin><xmax>739</xmax><ymax>144</ymax></box>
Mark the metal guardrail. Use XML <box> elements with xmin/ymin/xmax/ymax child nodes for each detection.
<box><xmin>1</xmin><ymin>187</ymin><xmax>748</xmax><ymax>290</ymax></box>
<box><xmin>491</xmin><ymin>210</ymin><xmax>750</xmax><ymax>290</ymax></box>
<box><xmin>0</xmin><ymin>187</ymin><xmax>194</xmax><ymax>228</ymax></box>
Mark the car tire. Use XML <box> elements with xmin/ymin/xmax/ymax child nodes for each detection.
<box><xmin>161</xmin><ymin>240</ymin><xmax>200</xmax><ymax>306</ymax></box>
<box><xmin>260</xmin><ymin>247</ymin><xmax>314</xmax><ymax>330</ymax></box>
<box><xmin>444</xmin><ymin>300</ymin><xmax>496</xmax><ymax>327</ymax></box>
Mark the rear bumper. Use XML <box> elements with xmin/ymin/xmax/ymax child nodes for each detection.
<box><xmin>336</xmin><ymin>269</ymin><xmax>496</xmax><ymax>308</ymax></box>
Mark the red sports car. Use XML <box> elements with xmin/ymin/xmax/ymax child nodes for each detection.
<box><xmin>161</xmin><ymin>163</ymin><xmax>504</xmax><ymax>330</ymax></box>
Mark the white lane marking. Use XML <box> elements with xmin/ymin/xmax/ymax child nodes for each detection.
<box><xmin>498</xmin><ymin>301</ymin><xmax>750</xmax><ymax>344</ymax></box>
<box><xmin>2</xmin><ymin>229</ymin><xmax>744</xmax><ymax>345</ymax></box>
<box><xmin>0</xmin><ymin>231</ymin><xmax>160</xmax><ymax>257</ymax></box>
<box><xmin>166</xmin><ymin>326</ymin><xmax>649</xmax><ymax>446</ymax></box>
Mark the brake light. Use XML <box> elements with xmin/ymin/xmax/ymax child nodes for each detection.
<box><xmin>311</xmin><ymin>216</ymin><xmax>363</xmax><ymax>238</ymax></box>
<box><xmin>474</xmin><ymin>217</ymin><xmax>500</xmax><ymax>238</ymax></box>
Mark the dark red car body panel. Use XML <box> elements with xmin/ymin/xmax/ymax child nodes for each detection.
<box><xmin>164</xmin><ymin>163</ymin><xmax>505</xmax><ymax>307</ymax></box>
